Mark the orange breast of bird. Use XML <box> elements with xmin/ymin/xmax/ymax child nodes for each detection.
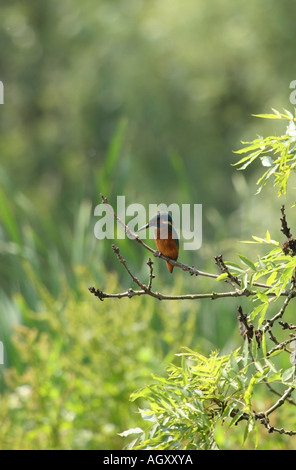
<box><xmin>155</xmin><ymin>226</ymin><xmax>179</xmax><ymax>273</ymax></box>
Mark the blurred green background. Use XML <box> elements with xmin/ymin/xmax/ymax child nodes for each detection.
<box><xmin>1</xmin><ymin>0</ymin><xmax>296</xmax><ymax>449</ymax></box>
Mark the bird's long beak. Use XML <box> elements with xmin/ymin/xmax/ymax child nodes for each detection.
<box><xmin>137</xmin><ymin>222</ymin><xmax>149</xmax><ymax>232</ymax></box>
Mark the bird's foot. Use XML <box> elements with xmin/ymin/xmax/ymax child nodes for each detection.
<box><xmin>153</xmin><ymin>250</ymin><xmax>162</xmax><ymax>258</ymax></box>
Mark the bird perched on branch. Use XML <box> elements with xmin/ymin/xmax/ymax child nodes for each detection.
<box><xmin>137</xmin><ymin>212</ymin><xmax>179</xmax><ymax>273</ymax></box>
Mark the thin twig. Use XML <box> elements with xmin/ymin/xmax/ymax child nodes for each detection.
<box><xmin>111</xmin><ymin>244</ymin><xmax>147</xmax><ymax>291</ymax></box>
<box><xmin>280</xmin><ymin>205</ymin><xmax>292</xmax><ymax>239</ymax></box>
<box><xmin>257</xmin><ymin>386</ymin><xmax>295</xmax><ymax>418</ymax></box>
<box><xmin>281</xmin><ymin>205</ymin><xmax>296</xmax><ymax>256</ymax></box>
<box><xmin>264</xmin><ymin>282</ymin><xmax>296</xmax><ymax>329</ymax></box>
<box><xmin>237</xmin><ymin>305</ymin><xmax>254</xmax><ymax>343</ymax></box>
<box><xmin>90</xmin><ymin>194</ymin><xmax>295</xmax><ymax>302</ymax></box>
<box><xmin>89</xmin><ymin>285</ymin><xmax>258</xmax><ymax>302</ymax></box>
<box><xmin>264</xmin><ymin>382</ymin><xmax>296</xmax><ymax>406</ymax></box>
<box><xmin>266</xmin><ymin>336</ymin><xmax>296</xmax><ymax>357</ymax></box>
<box><xmin>146</xmin><ymin>258</ymin><xmax>155</xmax><ymax>291</ymax></box>
<box><xmin>89</xmin><ymin>244</ymin><xmax>290</xmax><ymax>302</ymax></box>
<box><xmin>215</xmin><ymin>254</ymin><xmax>241</xmax><ymax>289</ymax></box>
<box><xmin>99</xmin><ymin>194</ymin><xmax>217</xmax><ymax>279</ymax></box>
<box><xmin>257</xmin><ymin>414</ymin><xmax>296</xmax><ymax>436</ymax></box>
<box><xmin>98</xmin><ymin>194</ymin><xmax>291</xmax><ymax>292</ymax></box>
<box><xmin>279</xmin><ymin>321</ymin><xmax>296</xmax><ymax>330</ymax></box>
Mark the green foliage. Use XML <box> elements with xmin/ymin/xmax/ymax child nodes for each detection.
<box><xmin>0</xmin><ymin>267</ymin><xmax>206</xmax><ymax>450</ymax></box>
<box><xmin>2</xmin><ymin>0</ymin><xmax>296</xmax><ymax>450</ymax></box>
<box><xmin>0</xmin><ymin>124</ymin><xmax>238</xmax><ymax>450</ymax></box>
<box><xmin>125</xmin><ymin>349</ymin><xmax>245</xmax><ymax>450</ymax></box>
<box><xmin>126</xmin><ymin>341</ymin><xmax>296</xmax><ymax>450</ymax></box>
<box><xmin>0</xmin><ymin>162</ymin><xmax>218</xmax><ymax>449</ymax></box>
<box><xmin>124</xmin><ymin>110</ymin><xmax>296</xmax><ymax>450</ymax></box>
<box><xmin>2</xmin><ymin>110</ymin><xmax>296</xmax><ymax>450</ymax></box>
<box><xmin>233</xmin><ymin>109</ymin><xmax>296</xmax><ymax>197</ymax></box>
<box><xmin>124</xmin><ymin>344</ymin><xmax>296</xmax><ymax>450</ymax></box>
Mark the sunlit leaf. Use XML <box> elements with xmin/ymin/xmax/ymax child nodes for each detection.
<box><xmin>238</xmin><ymin>254</ymin><xmax>256</xmax><ymax>271</ymax></box>
<box><xmin>216</xmin><ymin>273</ymin><xmax>229</xmax><ymax>282</ymax></box>
<box><xmin>118</xmin><ymin>427</ymin><xmax>144</xmax><ymax>437</ymax></box>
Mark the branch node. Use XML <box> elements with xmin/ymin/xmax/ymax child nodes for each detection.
<box><xmin>88</xmin><ymin>286</ymin><xmax>105</xmax><ymax>301</ymax></box>
<box><xmin>100</xmin><ymin>193</ymin><xmax>108</xmax><ymax>204</ymax></box>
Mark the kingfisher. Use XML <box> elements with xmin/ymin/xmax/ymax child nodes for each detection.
<box><xmin>137</xmin><ymin>212</ymin><xmax>179</xmax><ymax>273</ymax></box>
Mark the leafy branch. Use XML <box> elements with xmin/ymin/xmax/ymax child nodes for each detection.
<box><xmin>233</xmin><ymin>108</ymin><xmax>296</xmax><ymax>197</ymax></box>
<box><xmin>91</xmin><ymin>109</ymin><xmax>296</xmax><ymax>449</ymax></box>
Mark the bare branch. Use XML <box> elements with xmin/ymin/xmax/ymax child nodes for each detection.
<box><xmin>258</xmin><ymin>386</ymin><xmax>295</xmax><ymax>418</ymax></box>
<box><xmin>215</xmin><ymin>254</ymin><xmax>241</xmax><ymax>288</ymax></box>
<box><xmin>264</xmin><ymin>282</ymin><xmax>296</xmax><ymax>329</ymax></box>
<box><xmin>281</xmin><ymin>205</ymin><xmax>296</xmax><ymax>256</ymax></box>
<box><xmin>99</xmin><ymin>193</ymin><xmax>229</xmax><ymax>280</ymax></box>
<box><xmin>266</xmin><ymin>336</ymin><xmax>296</xmax><ymax>357</ymax></box>
<box><xmin>98</xmin><ymin>194</ymin><xmax>290</xmax><ymax>289</ymax></box>
<box><xmin>92</xmin><ymin>195</ymin><xmax>296</xmax><ymax>439</ymax></box>
<box><xmin>90</xmin><ymin>194</ymin><xmax>296</xmax><ymax>303</ymax></box>
<box><xmin>279</xmin><ymin>320</ymin><xmax>296</xmax><ymax>330</ymax></box>
<box><xmin>280</xmin><ymin>205</ymin><xmax>292</xmax><ymax>239</ymax></box>
<box><xmin>89</xmin><ymin>285</ymin><xmax>259</xmax><ymax>302</ymax></box>
<box><xmin>146</xmin><ymin>258</ymin><xmax>155</xmax><ymax>291</ymax></box>
<box><xmin>256</xmin><ymin>413</ymin><xmax>296</xmax><ymax>436</ymax></box>
<box><xmin>264</xmin><ymin>382</ymin><xmax>296</xmax><ymax>406</ymax></box>
<box><xmin>237</xmin><ymin>305</ymin><xmax>254</xmax><ymax>343</ymax></box>
<box><xmin>111</xmin><ymin>244</ymin><xmax>147</xmax><ymax>291</ymax></box>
